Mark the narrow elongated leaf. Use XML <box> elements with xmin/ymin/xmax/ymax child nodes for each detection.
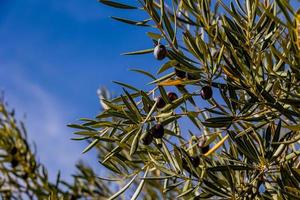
<box><xmin>108</xmin><ymin>174</ymin><xmax>138</xmax><ymax>200</ymax></box>
<box><xmin>122</xmin><ymin>48</ymin><xmax>154</xmax><ymax>55</ymax></box>
<box><xmin>130</xmin><ymin>128</ymin><xmax>142</xmax><ymax>156</ymax></box>
<box><xmin>131</xmin><ymin>168</ymin><xmax>149</xmax><ymax>200</ymax></box>
<box><xmin>207</xmin><ymin>165</ymin><xmax>254</xmax><ymax>172</ymax></box>
<box><xmin>82</xmin><ymin>138</ymin><xmax>100</xmax><ymax>154</ymax></box>
<box><xmin>113</xmin><ymin>81</ymin><xmax>140</xmax><ymax>92</ymax></box>
<box><xmin>146</xmin><ymin>32</ymin><xmax>163</xmax><ymax>40</ymax></box>
<box><xmin>130</xmin><ymin>68</ymin><xmax>156</xmax><ymax>80</ymax></box>
<box><xmin>204</xmin><ymin>135</ymin><xmax>229</xmax><ymax>156</ymax></box>
<box><xmin>158</xmin><ymin>79</ymin><xmax>185</xmax><ymax>86</ymax></box>
<box><xmin>111</xmin><ymin>16</ymin><xmax>150</xmax><ymax>26</ymax></box>
<box><xmin>99</xmin><ymin>0</ymin><xmax>137</xmax><ymax>9</ymax></box>
<box><xmin>284</xmin><ymin>124</ymin><xmax>300</xmax><ymax>131</ymax></box>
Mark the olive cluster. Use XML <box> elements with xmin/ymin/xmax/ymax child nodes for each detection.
<box><xmin>182</xmin><ymin>138</ymin><xmax>210</xmax><ymax>173</ymax></box>
<box><xmin>181</xmin><ymin>155</ymin><xmax>201</xmax><ymax>178</ymax></box>
<box><xmin>142</xmin><ymin>123</ymin><xmax>164</xmax><ymax>145</ymax></box>
<box><xmin>156</xmin><ymin>92</ymin><xmax>178</xmax><ymax>109</ymax></box>
<box><xmin>142</xmin><ymin>91</ymin><xmax>178</xmax><ymax>145</ymax></box>
<box><xmin>154</xmin><ymin>44</ymin><xmax>213</xmax><ymax>100</ymax></box>
<box><xmin>181</xmin><ymin>145</ymin><xmax>210</xmax><ymax>176</ymax></box>
<box><xmin>151</xmin><ymin>44</ymin><xmax>212</xmax><ymax>170</ymax></box>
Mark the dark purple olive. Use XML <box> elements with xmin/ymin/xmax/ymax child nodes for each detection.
<box><xmin>200</xmin><ymin>86</ymin><xmax>213</xmax><ymax>100</ymax></box>
<box><xmin>153</xmin><ymin>44</ymin><xmax>167</xmax><ymax>60</ymax></box>
<box><xmin>70</xmin><ymin>195</ymin><xmax>77</xmax><ymax>200</ymax></box>
<box><xmin>182</xmin><ymin>159</ymin><xmax>188</xmax><ymax>169</ymax></box>
<box><xmin>70</xmin><ymin>195</ymin><xmax>81</xmax><ymax>200</ymax></box>
<box><xmin>167</xmin><ymin>92</ymin><xmax>178</xmax><ymax>102</ymax></box>
<box><xmin>10</xmin><ymin>147</ymin><xmax>17</xmax><ymax>155</ymax></box>
<box><xmin>187</xmin><ymin>73</ymin><xmax>198</xmax><ymax>80</ymax></box>
<box><xmin>11</xmin><ymin>158</ymin><xmax>19</xmax><ymax>168</ymax></box>
<box><xmin>142</xmin><ymin>133</ymin><xmax>153</xmax><ymax>145</ymax></box>
<box><xmin>198</xmin><ymin>137</ymin><xmax>210</xmax><ymax>154</ymax></box>
<box><xmin>175</xmin><ymin>68</ymin><xmax>186</xmax><ymax>79</ymax></box>
<box><xmin>191</xmin><ymin>156</ymin><xmax>200</xmax><ymax>167</ymax></box>
<box><xmin>201</xmin><ymin>145</ymin><xmax>210</xmax><ymax>154</ymax></box>
<box><xmin>156</xmin><ymin>142</ymin><xmax>163</xmax><ymax>148</ymax></box>
<box><xmin>151</xmin><ymin>124</ymin><xmax>164</xmax><ymax>138</ymax></box>
<box><xmin>22</xmin><ymin>173</ymin><xmax>28</xmax><ymax>180</ymax></box>
<box><xmin>156</xmin><ymin>96</ymin><xmax>166</xmax><ymax>109</ymax></box>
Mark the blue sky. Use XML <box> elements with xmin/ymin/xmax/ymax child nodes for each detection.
<box><xmin>0</xmin><ymin>0</ymin><xmax>160</xmax><ymax>181</ymax></box>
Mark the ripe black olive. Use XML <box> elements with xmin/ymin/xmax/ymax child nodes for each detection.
<box><xmin>182</xmin><ymin>159</ymin><xmax>188</xmax><ymax>169</ymax></box>
<box><xmin>10</xmin><ymin>147</ymin><xmax>17</xmax><ymax>155</ymax></box>
<box><xmin>191</xmin><ymin>156</ymin><xmax>200</xmax><ymax>167</ymax></box>
<box><xmin>198</xmin><ymin>137</ymin><xmax>210</xmax><ymax>154</ymax></box>
<box><xmin>151</xmin><ymin>124</ymin><xmax>164</xmax><ymax>139</ymax></box>
<box><xmin>11</xmin><ymin>158</ymin><xmax>19</xmax><ymax>168</ymax></box>
<box><xmin>22</xmin><ymin>173</ymin><xmax>28</xmax><ymax>180</ymax></box>
<box><xmin>201</xmin><ymin>145</ymin><xmax>210</xmax><ymax>154</ymax></box>
<box><xmin>156</xmin><ymin>96</ymin><xmax>166</xmax><ymax>109</ymax></box>
<box><xmin>187</xmin><ymin>73</ymin><xmax>198</xmax><ymax>80</ymax></box>
<box><xmin>200</xmin><ymin>86</ymin><xmax>213</xmax><ymax>100</ymax></box>
<box><xmin>153</xmin><ymin>44</ymin><xmax>167</xmax><ymax>60</ymax></box>
<box><xmin>167</xmin><ymin>92</ymin><xmax>178</xmax><ymax>102</ymax></box>
<box><xmin>70</xmin><ymin>195</ymin><xmax>81</xmax><ymax>200</ymax></box>
<box><xmin>142</xmin><ymin>133</ymin><xmax>153</xmax><ymax>145</ymax></box>
<box><xmin>175</xmin><ymin>68</ymin><xmax>186</xmax><ymax>79</ymax></box>
<box><xmin>156</xmin><ymin>142</ymin><xmax>163</xmax><ymax>148</ymax></box>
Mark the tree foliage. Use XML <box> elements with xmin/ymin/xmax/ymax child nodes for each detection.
<box><xmin>0</xmin><ymin>101</ymin><xmax>111</xmax><ymax>199</ymax></box>
<box><xmin>1</xmin><ymin>0</ymin><xmax>300</xmax><ymax>199</ymax></box>
<box><xmin>68</xmin><ymin>0</ymin><xmax>300</xmax><ymax>199</ymax></box>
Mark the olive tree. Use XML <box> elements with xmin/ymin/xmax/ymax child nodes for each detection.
<box><xmin>69</xmin><ymin>0</ymin><xmax>300</xmax><ymax>199</ymax></box>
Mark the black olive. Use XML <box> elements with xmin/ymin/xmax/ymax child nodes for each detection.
<box><xmin>11</xmin><ymin>158</ymin><xmax>19</xmax><ymax>168</ymax></box>
<box><xmin>182</xmin><ymin>159</ymin><xmax>188</xmax><ymax>170</ymax></box>
<box><xmin>151</xmin><ymin>124</ymin><xmax>164</xmax><ymax>139</ymax></box>
<box><xmin>153</xmin><ymin>44</ymin><xmax>167</xmax><ymax>60</ymax></box>
<box><xmin>187</xmin><ymin>73</ymin><xmax>198</xmax><ymax>80</ymax></box>
<box><xmin>22</xmin><ymin>173</ymin><xmax>28</xmax><ymax>180</ymax></box>
<box><xmin>175</xmin><ymin>68</ymin><xmax>186</xmax><ymax>79</ymax></box>
<box><xmin>191</xmin><ymin>156</ymin><xmax>200</xmax><ymax>167</ymax></box>
<box><xmin>200</xmin><ymin>86</ymin><xmax>213</xmax><ymax>100</ymax></box>
<box><xmin>142</xmin><ymin>133</ymin><xmax>153</xmax><ymax>145</ymax></box>
<box><xmin>198</xmin><ymin>137</ymin><xmax>210</xmax><ymax>154</ymax></box>
<box><xmin>10</xmin><ymin>147</ymin><xmax>17</xmax><ymax>155</ymax></box>
<box><xmin>156</xmin><ymin>142</ymin><xmax>163</xmax><ymax>148</ymax></box>
<box><xmin>70</xmin><ymin>195</ymin><xmax>81</xmax><ymax>200</ymax></box>
<box><xmin>201</xmin><ymin>145</ymin><xmax>210</xmax><ymax>154</ymax></box>
<box><xmin>156</xmin><ymin>96</ymin><xmax>166</xmax><ymax>109</ymax></box>
<box><xmin>167</xmin><ymin>92</ymin><xmax>178</xmax><ymax>102</ymax></box>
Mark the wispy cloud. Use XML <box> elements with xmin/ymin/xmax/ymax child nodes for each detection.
<box><xmin>0</xmin><ymin>66</ymin><xmax>94</xmax><ymax>182</ymax></box>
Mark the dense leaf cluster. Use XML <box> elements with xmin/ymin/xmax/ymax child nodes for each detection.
<box><xmin>0</xmin><ymin>102</ymin><xmax>111</xmax><ymax>199</ymax></box>
<box><xmin>69</xmin><ymin>0</ymin><xmax>300</xmax><ymax>199</ymax></box>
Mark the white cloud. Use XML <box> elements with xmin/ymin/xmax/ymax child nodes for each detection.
<box><xmin>0</xmin><ymin>66</ymin><xmax>88</xmax><ymax>182</ymax></box>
